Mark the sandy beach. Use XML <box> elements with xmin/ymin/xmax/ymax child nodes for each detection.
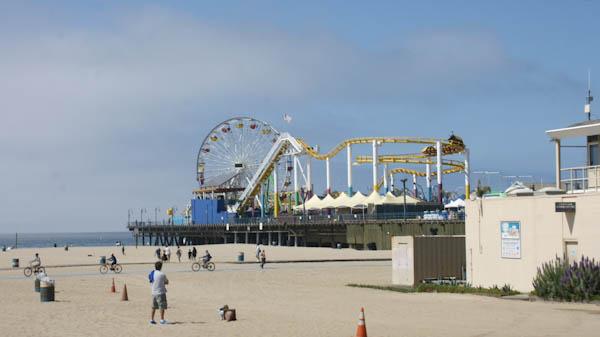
<box><xmin>1</xmin><ymin>244</ymin><xmax>599</xmax><ymax>337</ymax></box>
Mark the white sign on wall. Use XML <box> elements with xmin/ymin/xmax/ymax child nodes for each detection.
<box><xmin>501</xmin><ymin>221</ymin><xmax>521</xmax><ymax>259</ymax></box>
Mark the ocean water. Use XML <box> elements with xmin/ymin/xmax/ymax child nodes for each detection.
<box><xmin>0</xmin><ymin>232</ymin><xmax>135</xmax><ymax>249</ymax></box>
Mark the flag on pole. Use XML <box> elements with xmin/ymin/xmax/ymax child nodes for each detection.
<box><xmin>284</xmin><ymin>114</ymin><xmax>292</xmax><ymax>123</ymax></box>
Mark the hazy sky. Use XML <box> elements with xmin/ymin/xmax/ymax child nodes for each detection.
<box><xmin>1</xmin><ymin>1</ymin><xmax>599</xmax><ymax>232</ymax></box>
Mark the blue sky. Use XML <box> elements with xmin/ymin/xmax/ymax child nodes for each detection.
<box><xmin>1</xmin><ymin>1</ymin><xmax>599</xmax><ymax>232</ymax></box>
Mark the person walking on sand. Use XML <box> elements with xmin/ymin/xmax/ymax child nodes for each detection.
<box><xmin>260</xmin><ymin>249</ymin><xmax>266</xmax><ymax>269</ymax></box>
<box><xmin>187</xmin><ymin>248</ymin><xmax>192</xmax><ymax>261</ymax></box>
<box><xmin>150</xmin><ymin>261</ymin><xmax>169</xmax><ymax>325</ymax></box>
<box><xmin>155</xmin><ymin>248</ymin><xmax>161</xmax><ymax>260</ymax></box>
<box><xmin>255</xmin><ymin>243</ymin><xmax>261</xmax><ymax>261</ymax></box>
<box><xmin>164</xmin><ymin>246</ymin><xmax>171</xmax><ymax>261</ymax></box>
<box><xmin>121</xmin><ymin>244</ymin><xmax>125</xmax><ymax>255</ymax></box>
<box><xmin>176</xmin><ymin>247</ymin><xmax>182</xmax><ymax>262</ymax></box>
<box><xmin>192</xmin><ymin>247</ymin><xmax>197</xmax><ymax>261</ymax></box>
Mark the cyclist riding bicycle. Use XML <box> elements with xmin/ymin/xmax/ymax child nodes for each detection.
<box><xmin>108</xmin><ymin>253</ymin><xmax>117</xmax><ymax>270</ymax></box>
<box><xmin>202</xmin><ymin>250</ymin><xmax>212</xmax><ymax>264</ymax></box>
<box><xmin>30</xmin><ymin>253</ymin><xmax>41</xmax><ymax>269</ymax></box>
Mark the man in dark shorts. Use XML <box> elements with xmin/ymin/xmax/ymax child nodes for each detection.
<box><xmin>150</xmin><ymin>261</ymin><xmax>169</xmax><ymax>325</ymax></box>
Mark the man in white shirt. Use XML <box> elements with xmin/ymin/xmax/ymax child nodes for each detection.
<box><xmin>30</xmin><ymin>253</ymin><xmax>41</xmax><ymax>267</ymax></box>
<box><xmin>164</xmin><ymin>246</ymin><xmax>171</xmax><ymax>261</ymax></box>
<box><xmin>255</xmin><ymin>244</ymin><xmax>260</xmax><ymax>261</ymax></box>
<box><xmin>150</xmin><ymin>261</ymin><xmax>169</xmax><ymax>325</ymax></box>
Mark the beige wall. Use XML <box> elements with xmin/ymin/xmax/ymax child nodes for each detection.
<box><xmin>465</xmin><ymin>192</ymin><xmax>600</xmax><ymax>292</ymax></box>
<box><xmin>391</xmin><ymin>236</ymin><xmax>414</xmax><ymax>286</ymax></box>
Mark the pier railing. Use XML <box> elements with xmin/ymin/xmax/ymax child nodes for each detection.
<box><xmin>127</xmin><ymin>210</ymin><xmax>464</xmax><ymax>228</ymax></box>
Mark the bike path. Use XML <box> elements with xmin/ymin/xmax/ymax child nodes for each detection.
<box><xmin>0</xmin><ymin>260</ymin><xmax>391</xmax><ymax>281</ymax></box>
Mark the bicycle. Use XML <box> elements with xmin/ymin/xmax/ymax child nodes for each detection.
<box><xmin>191</xmin><ymin>261</ymin><xmax>215</xmax><ymax>272</ymax></box>
<box><xmin>99</xmin><ymin>263</ymin><xmax>122</xmax><ymax>274</ymax></box>
<box><xmin>24</xmin><ymin>265</ymin><xmax>45</xmax><ymax>277</ymax></box>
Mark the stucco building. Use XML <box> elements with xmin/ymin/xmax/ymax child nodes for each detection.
<box><xmin>465</xmin><ymin>119</ymin><xmax>600</xmax><ymax>291</ymax></box>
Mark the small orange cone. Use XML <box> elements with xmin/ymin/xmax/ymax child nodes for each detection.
<box><xmin>110</xmin><ymin>278</ymin><xmax>116</xmax><ymax>293</ymax></box>
<box><xmin>355</xmin><ymin>307</ymin><xmax>367</xmax><ymax>337</ymax></box>
<box><xmin>121</xmin><ymin>284</ymin><xmax>128</xmax><ymax>301</ymax></box>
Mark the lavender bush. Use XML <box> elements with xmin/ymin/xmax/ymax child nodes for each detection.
<box><xmin>532</xmin><ymin>256</ymin><xmax>600</xmax><ymax>302</ymax></box>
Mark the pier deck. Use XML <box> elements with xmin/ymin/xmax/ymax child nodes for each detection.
<box><xmin>127</xmin><ymin>217</ymin><xmax>464</xmax><ymax>250</ymax></box>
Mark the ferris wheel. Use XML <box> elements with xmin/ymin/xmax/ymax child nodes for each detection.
<box><xmin>196</xmin><ymin>117</ymin><xmax>280</xmax><ymax>193</ymax></box>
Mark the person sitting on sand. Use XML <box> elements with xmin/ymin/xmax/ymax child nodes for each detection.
<box><xmin>108</xmin><ymin>253</ymin><xmax>117</xmax><ymax>269</ymax></box>
<box><xmin>30</xmin><ymin>253</ymin><xmax>41</xmax><ymax>267</ymax></box>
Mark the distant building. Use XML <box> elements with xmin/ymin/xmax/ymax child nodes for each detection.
<box><xmin>465</xmin><ymin>119</ymin><xmax>600</xmax><ymax>291</ymax></box>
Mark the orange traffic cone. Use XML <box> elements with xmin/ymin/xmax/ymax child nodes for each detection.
<box><xmin>110</xmin><ymin>278</ymin><xmax>116</xmax><ymax>293</ymax></box>
<box><xmin>121</xmin><ymin>284</ymin><xmax>128</xmax><ymax>301</ymax></box>
<box><xmin>355</xmin><ymin>307</ymin><xmax>367</xmax><ymax>337</ymax></box>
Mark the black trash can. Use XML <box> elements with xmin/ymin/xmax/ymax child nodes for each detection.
<box><xmin>34</xmin><ymin>278</ymin><xmax>40</xmax><ymax>292</ymax></box>
<box><xmin>12</xmin><ymin>258</ymin><xmax>19</xmax><ymax>268</ymax></box>
<box><xmin>40</xmin><ymin>281</ymin><xmax>55</xmax><ymax>302</ymax></box>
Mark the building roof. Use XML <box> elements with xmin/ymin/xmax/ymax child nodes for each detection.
<box><xmin>546</xmin><ymin>119</ymin><xmax>600</xmax><ymax>140</ymax></box>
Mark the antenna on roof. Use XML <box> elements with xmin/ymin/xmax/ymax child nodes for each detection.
<box><xmin>585</xmin><ymin>69</ymin><xmax>593</xmax><ymax>121</ymax></box>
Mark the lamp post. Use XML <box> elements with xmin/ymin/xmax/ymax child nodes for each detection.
<box><xmin>300</xmin><ymin>187</ymin><xmax>309</xmax><ymax>223</ymax></box>
<box><xmin>401</xmin><ymin>178</ymin><xmax>408</xmax><ymax>220</ymax></box>
<box><xmin>127</xmin><ymin>209</ymin><xmax>133</xmax><ymax>226</ymax></box>
<box><xmin>140</xmin><ymin>208</ymin><xmax>147</xmax><ymax>224</ymax></box>
<box><xmin>171</xmin><ymin>206</ymin><xmax>177</xmax><ymax>225</ymax></box>
<box><xmin>154</xmin><ymin>207</ymin><xmax>160</xmax><ymax>224</ymax></box>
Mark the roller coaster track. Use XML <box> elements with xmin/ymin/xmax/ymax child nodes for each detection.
<box><xmin>353</xmin><ymin>157</ymin><xmax>465</xmax><ymax>191</ymax></box>
<box><xmin>234</xmin><ymin>134</ymin><xmax>465</xmax><ymax>215</ymax></box>
<box><xmin>295</xmin><ymin>137</ymin><xmax>464</xmax><ymax>160</ymax></box>
<box><xmin>232</xmin><ymin>133</ymin><xmax>303</xmax><ymax>215</ymax></box>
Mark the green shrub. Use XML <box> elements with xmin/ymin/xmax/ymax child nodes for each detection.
<box><xmin>532</xmin><ymin>256</ymin><xmax>600</xmax><ymax>302</ymax></box>
<box><xmin>347</xmin><ymin>283</ymin><xmax>519</xmax><ymax>296</ymax></box>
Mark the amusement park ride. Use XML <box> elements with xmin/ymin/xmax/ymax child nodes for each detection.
<box><xmin>193</xmin><ymin>117</ymin><xmax>470</xmax><ymax>219</ymax></box>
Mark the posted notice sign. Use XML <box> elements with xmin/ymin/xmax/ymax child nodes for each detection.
<box><xmin>555</xmin><ymin>202</ymin><xmax>576</xmax><ymax>213</ymax></box>
<box><xmin>501</xmin><ymin>221</ymin><xmax>521</xmax><ymax>259</ymax></box>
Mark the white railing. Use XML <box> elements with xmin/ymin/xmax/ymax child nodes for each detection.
<box><xmin>560</xmin><ymin>165</ymin><xmax>600</xmax><ymax>193</ymax></box>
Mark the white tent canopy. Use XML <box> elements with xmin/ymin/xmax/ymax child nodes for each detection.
<box><xmin>396</xmin><ymin>192</ymin><xmax>425</xmax><ymax>205</ymax></box>
<box><xmin>444</xmin><ymin>198</ymin><xmax>466</xmax><ymax>208</ymax></box>
<box><xmin>375</xmin><ymin>191</ymin><xmax>405</xmax><ymax>205</ymax></box>
<box><xmin>329</xmin><ymin>192</ymin><xmax>353</xmax><ymax>208</ymax></box>
<box><xmin>363</xmin><ymin>191</ymin><xmax>383</xmax><ymax>205</ymax></box>
<box><xmin>318</xmin><ymin>194</ymin><xmax>337</xmax><ymax>209</ymax></box>
<box><xmin>348</xmin><ymin>191</ymin><xmax>368</xmax><ymax>208</ymax></box>
<box><xmin>293</xmin><ymin>194</ymin><xmax>322</xmax><ymax>211</ymax></box>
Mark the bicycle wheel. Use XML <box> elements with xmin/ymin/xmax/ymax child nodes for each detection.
<box><xmin>206</xmin><ymin>262</ymin><xmax>215</xmax><ymax>271</ymax></box>
<box><xmin>113</xmin><ymin>264</ymin><xmax>122</xmax><ymax>273</ymax></box>
<box><xmin>191</xmin><ymin>263</ymin><xmax>201</xmax><ymax>272</ymax></box>
<box><xmin>99</xmin><ymin>265</ymin><xmax>108</xmax><ymax>274</ymax></box>
<box><xmin>23</xmin><ymin>267</ymin><xmax>32</xmax><ymax>277</ymax></box>
<box><xmin>37</xmin><ymin>267</ymin><xmax>46</xmax><ymax>274</ymax></box>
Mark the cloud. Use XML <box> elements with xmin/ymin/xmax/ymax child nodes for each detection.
<box><xmin>0</xmin><ymin>6</ymin><xmax>574</xmax><ymax>231</ymax></box>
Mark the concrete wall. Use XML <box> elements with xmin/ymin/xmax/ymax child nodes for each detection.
<box><xmin>465</xmin><ymin>192</ymin><xmax>600</xmax><ymax>292</ymax></box>
<box><xmin>347</xmin><ymin>221</ymin><xmax>464</xmax><ymax>250</ymax></box>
